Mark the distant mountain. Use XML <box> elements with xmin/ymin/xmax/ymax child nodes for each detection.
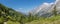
<box><xmin>30</xmin><ymin>0</ymin><xmax>60</xmax><ymax>17</ymax></box>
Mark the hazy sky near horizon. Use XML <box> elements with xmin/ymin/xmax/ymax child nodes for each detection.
<box><xmin>0</xmin><ymin>0</ymin><xmax>55</xmax><ymax>13</ymax></box>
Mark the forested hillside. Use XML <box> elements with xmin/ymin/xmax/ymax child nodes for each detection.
<box><xmin>0</xmin><ymin>3</ymin><xmax>25</xmax><ymax>24</ymax></box>
<box><xmin>0</xmin><ymin>3</ymin><xmax>39</xmax><ymax>24</ymax></box>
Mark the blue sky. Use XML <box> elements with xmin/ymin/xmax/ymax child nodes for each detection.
<box><xmin>0</xmin><ymin>0</ymin><xmax>55</xmax><ymax>13</ymax></box>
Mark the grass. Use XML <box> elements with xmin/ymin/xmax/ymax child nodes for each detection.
<box><xmin>0</xmin><ymin>15</ymin><xmax>60</xmax><ymax>24</ymax></box>
<box><xmin>7</xmin><ymin>20</ymin><xmax>20</xmax><ymax>24</ymax></box>
<box><xmin>25</xmin><ymin>15</ymin><xmax>60</xmax><ymax>24</ymax></box>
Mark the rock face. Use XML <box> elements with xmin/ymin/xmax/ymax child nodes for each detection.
<box><xmin>55</xmin><ymin>0</ymin><xmax>60</xmax><ymax>14</ymax></box>
<box><xmin>30</xmin><ymin>0</ymin><xmax>60</xmax><ymax>17</ymax></box>
<box><xmin>4</xmin><ymin>22</ymin><xmax>7</xmax><ymax>24</ymax></box>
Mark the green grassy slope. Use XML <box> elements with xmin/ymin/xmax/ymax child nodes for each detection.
<box><xmin>0</xmin><ymin>3</ymin><xmax>25</xmax><ymax>24</ymax></box>
<box><xmin>25</xmin><ymin>15</ymin><xmax>60</xmax><ymax>24</ymax></box>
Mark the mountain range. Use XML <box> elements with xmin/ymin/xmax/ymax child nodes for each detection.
<box><xmin>30</xmin><ymin>0</ymin><xmax>60</xmax><ymax>17</ymax></box>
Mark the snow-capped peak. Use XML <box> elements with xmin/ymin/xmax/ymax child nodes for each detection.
<box><xmin>31</xmin><ymin>2</ymin><xmax>54</xmax><ymax>14</ymax></box>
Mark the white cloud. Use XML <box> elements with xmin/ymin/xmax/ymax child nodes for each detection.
<box><xmin>43</xmin><ymin>2</ymin><xmax>49</xmax><ymax>5</ymax></box>
<box><xmin>43</xmin><ymin>2</ymin><xmax>54</xmax><ymax>5</ymax></box>
<box><xmin>50</xmin><ymin>2</ymin><xmax>54</xmax><ymax>5</ymax></box>
<box><xmin>14</xmin><ymin>8</ymin><xmax>23</xmax><ymax>12</ymax></box>
<box><xmin>19</xmin><ymin>8</ymin><xmax>23</xmax><ymax>10</ymax></box>
<box><xmin>15</xmin><ymin>9</ymin><xmax>20</xmax><ymax>12</ymax></box>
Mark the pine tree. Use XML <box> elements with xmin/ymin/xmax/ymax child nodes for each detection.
<box><xmin>53</xmin><ymin>5</ymin><xmax>57</xmax><ymax>16</ymax></box>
